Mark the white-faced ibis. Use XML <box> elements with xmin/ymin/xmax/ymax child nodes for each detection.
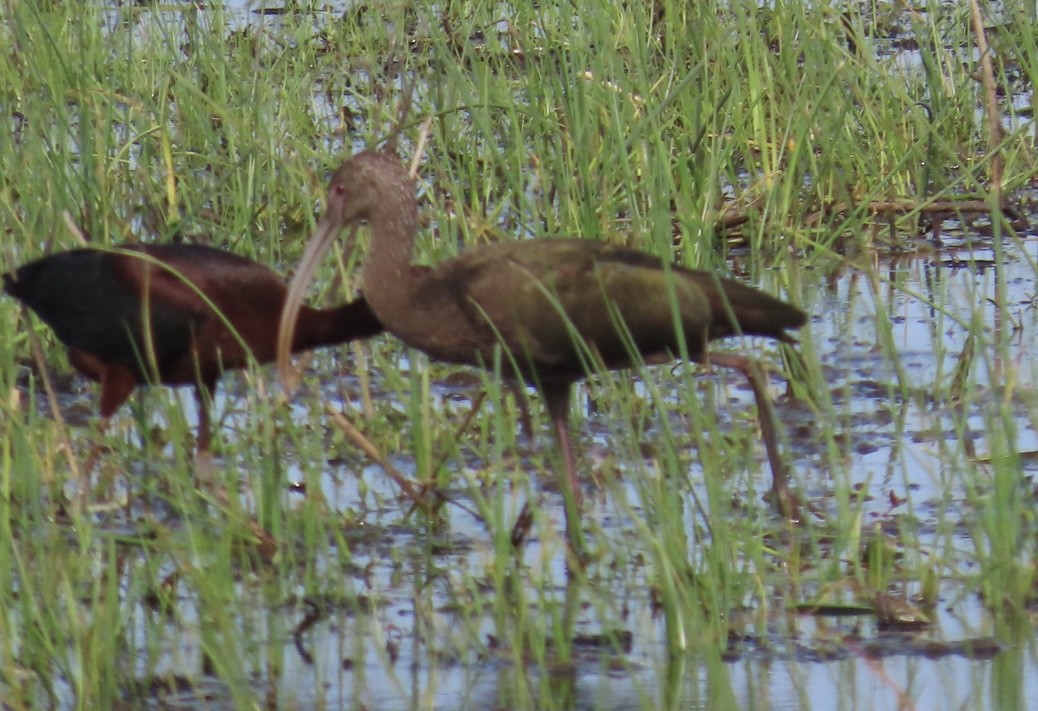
<box><xmin>277</xmin><ymin>150</ymin><xmax>806</xmax><ymax>527</ymax></box>
<box><xmin>3</xmin><ymin>243</ymin><xmax>383</xmax><ymax>457</ymax></box>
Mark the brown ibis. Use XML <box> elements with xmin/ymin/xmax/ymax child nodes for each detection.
<box><xmin>277</xmin><ymin>150</ymin><xmax>807</xmax><ymax>531</ymax></box>
<box><xmin>4</xmin><ymin>243</ymin><xmax>383</xmax><ymax>458</ymax></box>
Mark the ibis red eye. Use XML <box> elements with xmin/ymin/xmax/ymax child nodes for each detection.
<box><xmin>332</xmin><ymin>184</ymin><xmax>346</xmax><ymax>197</ymax></box>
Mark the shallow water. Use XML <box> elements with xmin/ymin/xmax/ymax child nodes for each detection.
<box><xmin>34</xmin><ymin>229</ymin><xmax>1028</xmax><ymax>711</ymax></box>
<box><xmin>289</xmin><ymin>235</ymin><xmax>1038</xmax><ymax>711</ymax></box>
<box><xmin>11</xmin><ymin>2</ymin><xmax>1038</xmax><ymax>709</ymax></box>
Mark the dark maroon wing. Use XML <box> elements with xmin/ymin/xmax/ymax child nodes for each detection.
<box><xmin>3</xmin><ymin>248</ymin><xmax>198</xmax><ymax>376</ymax></box>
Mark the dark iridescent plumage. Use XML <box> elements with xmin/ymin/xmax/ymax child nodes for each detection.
<box><xmin>5</xmin><ymin>243</ymin><xmax>383</xmax><ymax>452</ymax></box>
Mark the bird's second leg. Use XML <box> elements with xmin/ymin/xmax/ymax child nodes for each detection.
<box><xmin>80</xmin><ymin>418</ymin><xmax>111</xmax><ymax>492</ymax></box>
<box><xmin>708</xmin><ymin>352</ymin><xmax>801</xmax><ymax>521</ymax></box>
<box><xmin>543</xmin><ymin>385</ymin><xmax>581</xmax><ymax>507</ymax></box>
<box><xmin>192</xmin><ymin>381</ymin><xmax>218</xmax><ymax>490</ymax></box>
<box><xmin>543</xmin><ymin>384</ymin><xmax>591</xmax><ymax>566</ymax></box>
<box><xmin>86</xmin><ymin>364</ymin><xmax>137</xmax><ymax>500</ymax></box>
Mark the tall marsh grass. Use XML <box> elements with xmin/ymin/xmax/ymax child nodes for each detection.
<box><xmin>1</xmin><ymin>0</ymin><xmax>1036</xmax><ymax>708</ymax></box>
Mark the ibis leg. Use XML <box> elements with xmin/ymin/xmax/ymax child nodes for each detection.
<box><xmin>542</xmin><ymin>383</ymin><xmax>589</xmax><ymax>562</ymax></box>
<box><xmin>192</xmin><ymin>382</ymin><xmax>218</xmax><ymax>489</ymax></box>
<box><xmin>543</xmin><ymin>385</ymin><xmax>581</xmax><ymax>507</ymax></box>
<box><xmin>709</xmin><ymin>353</ymin><xmax>801</xmax><ymax>521</ymax></box>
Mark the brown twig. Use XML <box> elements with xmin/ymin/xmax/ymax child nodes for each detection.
<box><xmin>715</xmin><ymin>196</ymin><xmax>1016</xmax><ymax>239</ymax></box>
<box><xmin>409</xmin><ymin>117</ymin><xmax>433</xmax><ymax>179</ymax></box>
<box><xmin>382</xmin><ymin>68</ymin><xmax>419</xmax><ymax>156</ymax></box>
<box><xmin>323</xmin><ymin>402</ymin><xmax>425</xmax><ymax>505</ymax></box>
<box><xmin>801</xmin><ymin>198</ymin><xmax>999</xmax><ymax>228</ymax></box>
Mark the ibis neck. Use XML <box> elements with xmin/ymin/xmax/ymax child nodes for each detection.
<box><xmin>293</xmin><ymin>300</ymin><xmax>382</xmax><ymax>352</ymax></box>
<box><xmin>359</xmin><ymin>194</ymin><xmax>424</xmax><ymax>326</ymax></box>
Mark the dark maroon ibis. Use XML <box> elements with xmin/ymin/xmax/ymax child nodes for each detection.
<box><xmin>277</xmin><ymin>151</ymin><xmax>806</xmax><ymax>524</ymax></box>
<box><xmin>4</xmin><ymin>243</ymin><xmax>383</xmax><ymax>455</ymax></box>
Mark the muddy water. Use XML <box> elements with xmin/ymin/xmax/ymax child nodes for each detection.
<box><xmin>24</xmin><ymin>3</ymin><xmax>1036</xmax><ymax>708</ymax></box>
<box><xmin>103</xmin><ymin>230</ymin><xmax>1035</xmax><ymax>711</ymax></box>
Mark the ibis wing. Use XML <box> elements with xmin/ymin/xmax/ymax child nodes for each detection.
<box><xmin>454</xmin><ymin>240</ymin><xmax>713</xmax><ymax>372</ymax></box>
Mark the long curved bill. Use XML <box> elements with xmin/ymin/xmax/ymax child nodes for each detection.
<box><xmin>276</xmin><ymin>218</ymin><xmax>358</xmax><ymax>396</ymax></box>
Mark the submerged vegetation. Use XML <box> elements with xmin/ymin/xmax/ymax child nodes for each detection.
<box><xmin>0</xmin><ymin>1</ymin><xmax>1036</xmax><ymax>709</ymax></box>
